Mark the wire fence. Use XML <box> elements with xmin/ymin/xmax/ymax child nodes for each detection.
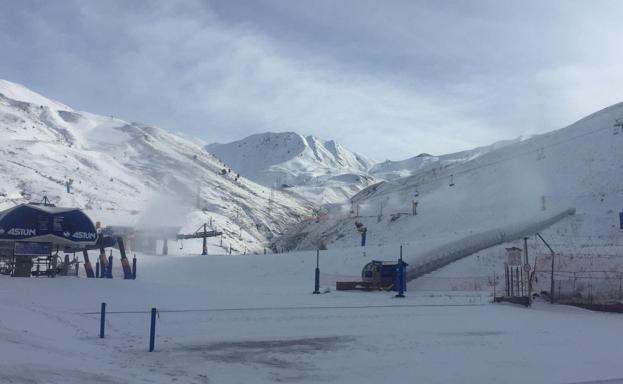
<box><xmin>531</xmin><ymin>254</ymin><xmax>623</xmax><ymax>305</ymax></box>
<box><xmin>534</xmin><ymin>270</ymin><xmax>623</xmax><ymax>305</ymax></box>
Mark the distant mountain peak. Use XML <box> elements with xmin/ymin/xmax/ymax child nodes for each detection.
<box><xmin>205</xmin><ymin>132</ymin><xmax>376</xmax><ymax>203</ymax></box>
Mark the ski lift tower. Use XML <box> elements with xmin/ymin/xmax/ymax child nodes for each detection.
<box><xmin>176</xmin><ymin>223</ymin><xmax>223</xmax><ymax>256</ymax></box>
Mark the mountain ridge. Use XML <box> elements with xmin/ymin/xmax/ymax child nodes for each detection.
<box><xmin>0</xmin><ymin>79</ymin><xmax>314</xmax><ymax>254</ymax></box>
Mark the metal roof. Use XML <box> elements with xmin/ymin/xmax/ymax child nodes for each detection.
<box><xmin>0</xmin><ymin>204</ymin><xmax>98</xmax><ymax>246</ymax></box>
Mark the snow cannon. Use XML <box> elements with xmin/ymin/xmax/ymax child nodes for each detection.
<box><xmin>362</xmin><ymin>260</ymin><xmax>408</xmax><ymax>291</ymax></box>
<box><xmin>335</xmin><ymin>260</ymin><xmax>408</xmax><ymax>291</ymax></box>
<box><xmin>355</xmin><ymin>221</ymin><xmax>367</xmax><ymax>246</ymax></box>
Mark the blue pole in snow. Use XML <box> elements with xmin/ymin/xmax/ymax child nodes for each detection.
<box><xmin>100</xmin><ymin>302</ymin><xmax>106</xmax><ymax>338</ymax></box>
<box><xmin>95</xmin><ymin>261</ymin><xmax>100</xmax><ymax>278</ymax></box>
<box><xmin>361</xmin><ymin>228</ymin><xmax>367</xmax><ymax>247</ymax></box>
<box><xmin>149</xmin><ymin>308</ymin><xmax>157</xmax><ymax>352</ymax></box>
<box><xmin>396</xmin><ymin>245</ymin><xmax>405</xmax><ymax>298</ymax></box>
<box><xmin>132</xmin><ymin>255</ymin><xmax>137</xmax><ymax>280</ymax></box>
<box><xmin>313</xmin><ymin>250</ymin><xmax>320</xmax><ymax>294</ymax></box>
<box><xmin>107</xmin><ymin>256</ymin><xmax>113</xmax><ymax>278</ymax></box>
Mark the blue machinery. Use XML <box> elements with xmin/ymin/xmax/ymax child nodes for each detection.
<box><xmin>335</xmin><ymin>257</ymin><xmax>408</xmax><ymax>292</ymax></box>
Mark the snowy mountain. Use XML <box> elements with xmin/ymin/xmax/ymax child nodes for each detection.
<box><xmin>274</xmin><ymin>102</ymin><xmax>623</xmax><ymax>265</ymax></box>
<box><xmin>206</xmin><ymin>132</ymin><xmax>377</xmax><ymax>204</ymax></box>
<box><xmin>370</xmin><ymin>138</ymin><xmax>524</xmax><ymax>180</ymax></box>
<box><xmin>0</xmin><ymin>79</ymin><xmax>314</xmax><ymax>254</ymax></box>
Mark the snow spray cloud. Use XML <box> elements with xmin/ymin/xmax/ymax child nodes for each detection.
<box><xmin>135</xmin><ymin>191</ymin><xmax>192</xmax><ymax>229</ymax></box>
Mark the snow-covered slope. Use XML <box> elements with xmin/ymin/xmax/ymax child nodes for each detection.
<box><xmin>206</xmin><ymin>132</ymin><xmax>377</xmax><ymax>204</ymax></box>
<box><xmin>275</xmin><ymin>102</ymin><xmax>623</xmax><ymax>265</ymax></box>
<box><xmin>0</xmin><ymin>79</ymin><xmax>314</xmax><ymax>253</ymax></box>
<box><xmin>370</xmin><ymin>138</ymin><xmax>524</xmax><ymax>180</ymax></box>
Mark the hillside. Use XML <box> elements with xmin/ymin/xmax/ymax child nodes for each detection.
<box><xmin>0</xmin><ymin>79</ymin><xmax>314</xmax><ymax>254</ymax></box>
<box><xmin>206</xmin><ymin>132</ymin><xmax>376</xmax><ymax>204</ymax></box>
<box><xmin>370</xmin><ymin>138</ymin><xmax>523</xmax><ymax>180</ymax></box>
<box><xmin>274</xmin><ymin>102</ymin><xmax>623</xmax><ymax>267</ymax></box>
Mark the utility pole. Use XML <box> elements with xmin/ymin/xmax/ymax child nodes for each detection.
<box><xmin>202</xmin><ymin>223</ymin><xmax>208</xmax><ymax>255</ymax></box>
<box><xmin>536</xmin><ymin>233</ymin><xmax>556</xmax><ymax>304</ymax></box>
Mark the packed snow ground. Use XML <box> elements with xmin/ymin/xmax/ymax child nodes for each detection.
<box><xmin>1</xmin><ymin>250</ymin><xmax>623</xmax><ymax>384</ymax></box>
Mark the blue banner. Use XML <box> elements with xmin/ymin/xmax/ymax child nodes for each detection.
<box><xmin>0</xmin><ymin>205</ymin><xmax>97</xmax><ymax>244</ymax></box>
<box><xmin>14</xmin><ymin>241</ymin><xmax>52</xmax><ymax>256</ymax></box>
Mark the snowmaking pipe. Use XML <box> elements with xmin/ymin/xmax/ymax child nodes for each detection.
<box><xmin>405</xmin><ymin>208</ymin><xmax>575</xmax><ymax>282</ymax></box>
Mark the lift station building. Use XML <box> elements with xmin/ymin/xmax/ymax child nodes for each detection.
<box><xmin>0</xmin><ymin>203</ymin><xmax>98</xmax><ymax>277</ymax></box>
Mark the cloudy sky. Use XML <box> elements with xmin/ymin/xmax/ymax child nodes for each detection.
<box><xmin>1</xmin><ymin>0</ymin><xmax>623</xmax><ymax>161</ymax></box>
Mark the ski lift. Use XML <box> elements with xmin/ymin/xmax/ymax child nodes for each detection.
<box><xmin>449</xmin><ymin>174</ymin><xmax>455</xmax><ymax>187</ymax></box>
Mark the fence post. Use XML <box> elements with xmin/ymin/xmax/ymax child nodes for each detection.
<box><xmin>589</xmin><ymin>278</ymin><xmax>592</xmax><ymax>305</ymax></box>
<box><xmin>493</xmin><ymin>271</ymin><xmax>496</xmax><ymax>300</ymax></box>
<box><xmin>505</xmin><ymin>265</ymin><xmax>509</xmax><ymax>296</ymax></box>
<box><xmin>100</xmin><ymin>302</ymin><xmax>106</xmax><ymax>339</ymax></box>
<box><xmin>510</xmin><ymin>267</ymin><xmax>514</xmax><ymax>296</ymax></box>
<box><xmin>313</xmin><ymin>250</ymin><xmax>320</xmax><ymax>294</ymax></box>
<box><xmin>149</xmin><ymin>308</ymin><xmax>157</xmax><ymax>352</ymax></box>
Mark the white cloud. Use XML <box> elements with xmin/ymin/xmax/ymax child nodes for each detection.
<box><xmin>2</xmin><ymin>0</ymin><xmax>623</xmax><ymax>160</ymax></box>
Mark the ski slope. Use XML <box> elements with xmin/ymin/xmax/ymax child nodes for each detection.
<box><xmin>272</xmin><ymin>102</ymin><xmax>623</xmax><ymax>290</ymax></box>
<box><xmin>0</xmin><ymin>79</ymin><xmax>314</xmax><ymax>254</ymax></box>
<box><xmin>278</xmin><ymin>102</ymin><xmax>623</xmax><ymax>260</ymax></box>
